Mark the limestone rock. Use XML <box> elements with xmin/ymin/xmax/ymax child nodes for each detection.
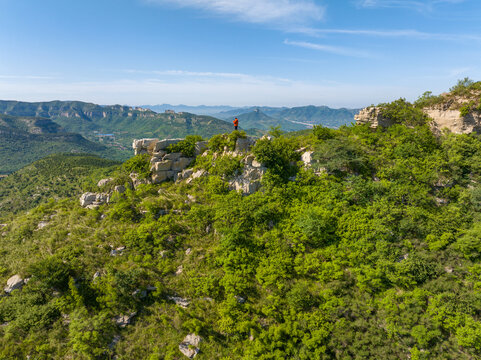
<box><xmin>97</xmin><ymin>178</ymin><xmax>113</xmax><ymax>187</ymax></box>
<box><xmin>179</xmin><ymin>334</ymin><xmax>202</xmax><ymax>358</ymax></box>
<box><xmin>168</xmin><ymin>296</ymin><xmax>190</xmax><ymax>308</ymax></box>
<box><xmin>173</xmin><ymin>157</ymin><xmax>193</xmax><ymax>171</ymax></box>
<box><xmin>4</xmin><ymin>275</ymin><xmax>23</xmax><ymax>294</ymax></box>
<box><xmin>129</xmin><ymin>173</ymin><xmax>151</xmax><ymax>188</ymax></box>
<box><xmin>426</xmin><ymin>109</ymin><xmax>481</xmax><ymax>135</ymax></box>
<box><xmin>301</xmin><ymin>151</ymin><xmax>314</xmax><ymax>167</ymax></box>
<box><xmin>152</xmin><ymin>171</ymin><xmax>170</xmax><ymax>184</ymax></box>
<box><xmin>114</xmin><ymin>312</ymin><xmax>136</xmax><ymax>328</ymax></box>
<box><xmin>235</xmin><ymin>137</ymin><xmax>256</xmax><ymax>153</ymax></box>
<box><xmin>164</xmin><ymin>152</ymin><xmax>182</xmax><ymax>161</ymax></box>
<box><xmin>154</xmin><ymin>139</ymin><xmax>183</xmax><ymax>152</ymax></box>
<box><xmin>195</xmin><ymin>141</ymin><xmax>208</xmax><ymax>155</ymax></box>
<box><xmin>186</xmin><ymin>169</ymin><xmax>207</xmax><ymax>184</ymax></box>
<box><xmin>79</xmin><ymin>192</ymin><xmax>97</xmax><ymax>207</ymax></box>
<box><xmin>37</xmin><ymin>221</ymin><xmax>49</xmax><ymax>230</ymax></box>
<box><xmin>133</xmin><ymin>138</ymin><xmax>158</xmax><ymax>155</ymax></box>
<box><xmin>114</xmin><ymin>185</ymin><xmax>125</xmax><ymax>194</ymax></box>
<box><xmin>354</xmin><ymin>107</ymin><xmax>395</xmax><ymax>128</ymax></box>
<box><xmin>153</xmin><ymin>160</ymin><xmax>173</xmax><ymax>172</ymax></box>
<box><xmin>110</xmin><ymin>246</ymin><xmax>126</xmax><ymax>256</ymax></box>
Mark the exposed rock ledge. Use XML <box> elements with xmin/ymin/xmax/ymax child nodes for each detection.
<box><xmin>355</xmin><ymin>106</ymin><xmax>481</xmax><ymax>134</ymax></box>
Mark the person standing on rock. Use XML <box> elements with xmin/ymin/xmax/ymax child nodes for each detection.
<box><xmin>233</xmin><ymin>117</ymin><xmax>239</xmax><ymax>131</ymax></box>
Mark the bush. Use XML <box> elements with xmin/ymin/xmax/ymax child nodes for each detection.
<box><xmin>208</xmin><ymin>131</ymin><xmax>246</xmax><ymax>153</ymax></box>
<box><xmin>166</xmin><ymin>135</ymin><xmax>203</xmax><ymax>157</ymax></box>
<box><xmin>313</xmin><ymin>125</ymin><xmax>335</xmax><ymax>141</ymax></box>
<box><xmin>122</xmin><ymin>154</ymin><xmax>151</xmax><ymax>179</ymax></box>
<box><xmin>378</xmin><ymin>98</ymin><xmax>431</xmax><ymax>126</ymax></box>
<box><xmin>252</xmin><ymin>136</ymin><xmax>299</xmax><ymax>181</ymax></box>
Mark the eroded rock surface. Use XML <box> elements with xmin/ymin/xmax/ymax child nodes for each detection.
<box><xmin>179</xmin><ymin>334</ymin><xmax>202</xmax><ymax>358</ymax></box>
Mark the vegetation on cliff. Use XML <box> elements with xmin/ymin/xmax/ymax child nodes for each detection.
<box><xmin>2</xmin><ymin>121</ymin><xmax>481</xmax><ymax>359</ymax></box>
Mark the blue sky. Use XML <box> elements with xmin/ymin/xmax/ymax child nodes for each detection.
<box><xmin>1</xmin><ymin>0</ymin><xmax>480</xmax><ymax>107</ymax></box>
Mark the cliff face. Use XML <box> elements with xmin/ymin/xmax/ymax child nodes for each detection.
<box><xmin>354</xmin><ymin>107</ymin><xmax>395</xmax><ymax>128</ymax></box>
<box><xmin>355</xmin><ymin>94</ymin><xmax>481</xmax><ymax>134</ymax></box>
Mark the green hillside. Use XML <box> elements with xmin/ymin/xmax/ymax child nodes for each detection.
<box><xmin>0</xmin><ymin>114</ymin><xmax>128</xmax><ymax>174</ymax></box>
<box><xmin>0</xmin><ymin>101</ymin><xmax>242</xmax><ymax>147</ymax></box>
<box><xmin>237</xmin><ymin>109</ymin><xmax>306</xmax><ymax>131</ymax></box>
<box><xmin>3</xmin><ymin>91</ymin><xmax>481</xmax><ymax>358</ymax></box>
<box><xmin>217</xmin><ymin>105</ymin><xmax>359</xmax><ymax>131</ymax></box>
<box><xmin>277</xmin><ymin>105</ymin><xmax>359</xmax><ymax>127</ymax></box>
<box><xmin>0</xmin><ymin>154</ymin><xmax>120</xmax><ymax>219</ymax></box>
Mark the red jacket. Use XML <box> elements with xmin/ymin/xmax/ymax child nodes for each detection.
<box><xmin>233</xmin><ymin>118</ymin><xmax>239</xmax><ymax>126</ymax></box>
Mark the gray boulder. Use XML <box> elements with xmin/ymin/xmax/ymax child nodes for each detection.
<box><xmin>154</xmin><ymin>139</ymin><xmax>183</xmax><ymax>152</ymax></box>
<box><xmin>4</xmin><ymin>275</ymin><xmax>23</xmax><ymax>294</ymax></box>
<box><xmin>235</xmin><ymin>137</ymin><xmax>256</xmax><ymax>153</ymax></box>
<box><xmin>79</xmin><ymin>192</ymin><xmax>97</xmax><ymax>207</ymax></box>
<box><xmin>179</xmin><ymin>334</ymin><xmax>202</xmax><ymax>358</ymax></box>
<box><xmin>195</xmin><ymin>141</ymin><xmax>208</xmax><ymax>156</ymax></box>
<box><xmin>97</xmin><ymin>178</ymin><xmax>113</xmax><ymax>187</ymax></box>
<box><xmin>172</xmin><ymin>157</ymin><xmax>193</xmax><ymax>171</ymax></box>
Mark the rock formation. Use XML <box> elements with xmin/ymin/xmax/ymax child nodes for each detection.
<box><xmin>4</xmin><ymin>275</ymin><xmax>24</xmax><ymax>294</ymax></box>
<box><xmin>179</xmin><ymin>334</ymin><xmax>202</xmax><ymax>358</ymax></box>
<box><xmin>355</xmin><ymin>91</ymin><xmax>481</xmax><ymax>135</ymax></box>
<box><xmin>354</xmin><ymin>107</ymin><xmax>395</xmax><ymax>128</ymax></box>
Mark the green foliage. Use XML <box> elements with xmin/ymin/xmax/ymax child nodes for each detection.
<box><xmin>252</xmin><ymin>135</ymin><xmax>299</xmax><ymax>181</ymax></box>
<box><xmin>450</xmin><ymin>77</ymin><xmax>481</xmax><ymax>96</ymax></box>
<box><xmin>5</xmin><ymin>111</ymin><xmax>481</xmax><ymax>358</ymax></box>
<box><xmin>0</xmin><ymin>153</ymin><xmax>120</xmax><ymax>219</ymax></box>
<box><xmin>313</xmin><ymin>125</ymin><xmax>335</xmax><ymax>141</ymax></box>
<box><xmin>378</xmin><ymin>98</ymin><xmax>431</xmax><ymax>126</ymax></box>
<box><xmin>208</xmin><ymin>130</ymin><xmax>247</xmax><ymax>153</ymax></box>
<box><xmin>122</xmin><ymin>154</ymin><xmax>151</xmax><ymax>179</ymax></box>
<box><xmin>166</xmin><ymin>135</ymin><xmax>203</xmax><ymax>157</ymax></box>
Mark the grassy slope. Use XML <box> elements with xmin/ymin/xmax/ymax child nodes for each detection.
<box><xmin>0</xmin><ymin>154</ymin><xmax>120</xmax><ymax>220</ymax></box>
<box><xmin>2</xmin><ymin>122</ymin><xmax>481</xmax><ymax>358</ymax></box>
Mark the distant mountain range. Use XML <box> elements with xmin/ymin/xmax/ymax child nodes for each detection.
<box><xmin>142</xmin><ymin>104</ymin><xmax>360</xmax><ymax>130</ymax></box>
<box><xmin>0</xmin><ymin>100</ymin><xmax>361</xmax><ymax>173</ymax></box>
<box><xmin>0</xmin><ymin>100</ymin><xmax>243</xmax><ymax>148</ymax></box>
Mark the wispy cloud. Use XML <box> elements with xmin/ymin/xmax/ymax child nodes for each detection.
<box><xmin>123</xmin><ymin>69</ymin><xmax>291</xmax><ymax>83</ymax></box>
<box><xmin>356</xmin><ymin>0</ymin><xmax>465</xmax><ymax>12</ymax></box>
<box><xmin>284</xmin><ymin>39</ymin><xmax>372</xmax><ymax>58</ymax></box>
<box><xmin>294</xmin><ymin>27</ymin><xmax>481</xmax><ymax>42</ymax></box>
<box><xmin>145</xmin><ymin>0</ymin><xmax>325</xmax><ymax>26</ymax></box>
<box><xmin>0</xmin><ymin>75</ymin><xmax>56</xmax><ymax>80</ymax></box>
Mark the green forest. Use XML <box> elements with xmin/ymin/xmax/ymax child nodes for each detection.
<box><xmin>3</xmin><ymin>92</ymin><xmax>481</xmax><ymax>359</ymax></box>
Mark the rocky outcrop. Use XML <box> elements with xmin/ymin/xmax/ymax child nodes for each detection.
<box><xmin>354</xmin><ymin>107</ymin><xmax>395</xmax><ymax>128</ymax></box>
<box><xmin>228</xmin><ymin>155</ymin><xmax>267</xmax><ymax>195</ymax></box>
<box><xmin>4</xmin><ymin>275</ymin><xmax>24</xmax><ymax>294</ymax></box>
<box><xmin>79</xmin><ymin>192</ymin><xmax>109</xmax><ymax>209</ymax></box>
<box><xmin>179</xmin><ymin>334</ymin><xmax>202</xmax><ymax>358</ymax></box>
<box><xmin>426</xmin><ymin>109</ymin><xmax>481</xmax><ymax>135</ymax></box>
<box><xmin>355</xmin><ymin>96</ymin><xmax>481</xmax><ymax>135</ymax></box>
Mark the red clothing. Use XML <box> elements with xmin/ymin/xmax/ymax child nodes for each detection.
<box><xmin>233</xmin><ymin>118</ymin><xmax>239</xmax><ymax>127</ymax></box>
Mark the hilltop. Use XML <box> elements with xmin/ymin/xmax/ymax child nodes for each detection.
<box><xmin>2</xmin><ymin>107</ymin><xmax>481</xmax><ymax>358</ymax></box>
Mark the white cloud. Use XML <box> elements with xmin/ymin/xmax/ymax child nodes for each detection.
<box><xmin>356</xmin><ymin>0</ymin><xmax>465</xmax><ymax>12</ymax></box>
<box><xmin>284</xmin><ymin>39</ymin><xmax>372</xmax><ymax>58</ymax></box>
<box><xmin>145</xmin><ymin>0</ymin><xmax>325</xmax><ymax>26</ymax></box>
